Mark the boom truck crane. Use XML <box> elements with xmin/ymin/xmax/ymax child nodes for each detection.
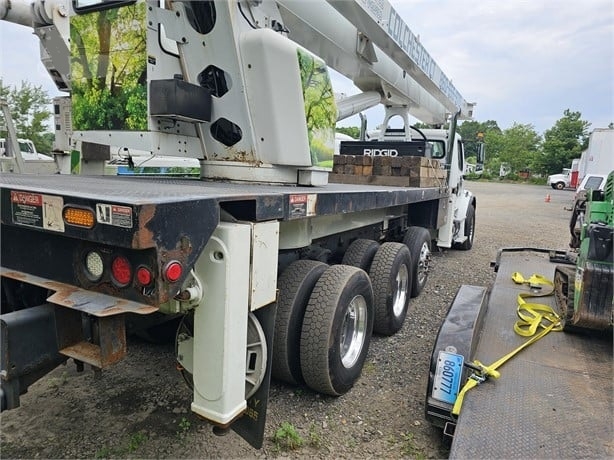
<box><xmin>0</xmin><ymin>0</ymin><xmax>480</xmax><ymax>448</ymax></box>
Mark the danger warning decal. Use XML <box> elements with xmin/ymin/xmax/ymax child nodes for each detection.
<box><xmin>288</xmin><ymin>194</ymin><xmax>317</xmax><ymax>219</ymax></box>
<box><xmin>96</xmin><ymin>203</ymin><xmax>133</xmax><ymax>228</ymax></box>
<box><xmin>10</xmin><ymin>191</ymin><xmax>65</xmax><ymax>232</ymax></box>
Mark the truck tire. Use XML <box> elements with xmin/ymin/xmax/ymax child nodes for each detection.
<box><xmin>342</xmin><ymin>238</ymin><xmax>379</xmax><ymax>271</ymax></box>
<box><xmin>369</xmin><ymin>242</ymin><xmax>412</xmax><ymax>336</ymax></box>
<box><xmin>456</xmin><ymin>205</ymin><xmax>475</xmax><ymax>250</ymax></box>
<box><xmin>272</xmin><ymin>260</ymin><xmax>328</xmax><ymax>385</ymax></box>
<box><xmin>402</xmin><ymin>227</ymin><xmax>431</xmax><ymax>297</ymax></box>
<box><xmin>555</xmin><ymin>181</ymin><xmax>565</xmax><ymax>190</ymax></box>
<box><xmin>300</xmin><ymin>265</ymin><xmax>374</xmax><ymax>396</ymax></box>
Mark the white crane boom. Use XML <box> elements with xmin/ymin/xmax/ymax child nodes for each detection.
<box><xmin>278</xmin><ymin>0</ymin><xmax>474</xmax><ymax>125</ymax></box>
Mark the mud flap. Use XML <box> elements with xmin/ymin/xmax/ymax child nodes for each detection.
<box><xmin>230</xmin><ymin>302</ymin><xmax>277</xmax><ymax>449</ymax></box>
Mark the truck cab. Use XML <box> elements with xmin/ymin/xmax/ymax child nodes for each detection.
<box><xmin>0</xmin><ymin>138</ymin><xmax>54</xmax><ymax>162</ymax></box>
<box><xmin>547</xmin><ymin>168</ymin><xmax>571</xmax><ymax>190</ymax></box>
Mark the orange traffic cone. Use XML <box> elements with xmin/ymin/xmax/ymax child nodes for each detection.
<box><xmin>545</xmin><ymin>194</ymin><xmax>551</xmax><ymax>203</ymax></box>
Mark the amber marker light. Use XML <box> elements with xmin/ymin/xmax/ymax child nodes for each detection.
<box><xmin>63</xmin><ymin>207</ymin><xmax>95</xmax><ymax>228</ymax></box>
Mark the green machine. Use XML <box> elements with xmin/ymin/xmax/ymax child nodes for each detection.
<box><xmin>555</xmin><ymin>171</ymin><xmax>614</xmax><ymax>330</ymax></box>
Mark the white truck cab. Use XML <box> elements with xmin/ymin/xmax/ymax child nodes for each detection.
<box><xmin>547</xmin><ymin>168</ymin><xmax>571</xmax><ymax>190</ymax></box>
<box><xmin>0</xmin><ymin>138</ymin><xmax>54</xmax><ymax>161</ymax></box>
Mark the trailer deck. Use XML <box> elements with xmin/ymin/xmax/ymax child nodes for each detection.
<box><xmin>446</xmin><ymin>249</ymin><xmax>612</xmax><ymax>458</ymax></box>
<box><xmin>0</xmin><ymin>173</ymin><xmax>446</xmax><ymax>222</ymax></box>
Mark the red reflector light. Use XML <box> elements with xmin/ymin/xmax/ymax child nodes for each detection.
<box><xmin>164</xmin><ymin>261</ymin><xmax>183</xmax><ymax>282</ymax></box>
<box><xmin>136</xmin><ymin>266</ymin><xmax>153</xmax><ymax>286</ymax></box>
<box><xmin>111</xmin><ymin>256</ymin><xmax>132</xmax><ymax>286</ymax></box>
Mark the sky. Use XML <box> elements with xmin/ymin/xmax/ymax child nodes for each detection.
<box><xmin>0</xmin><ymin>0</ymin><xmax>612</xmax><ymax>135</ymax></box>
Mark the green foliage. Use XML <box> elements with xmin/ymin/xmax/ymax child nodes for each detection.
<box><xmin>273</xmin><ymin>422</ymin><xmax>304</xmax><ymax>451</ymax></box>
<box><xmin>535</xmin><ymin>109</ymin><xmax>590</xmax><ymax>175</ymax></box>
<box><xmin>94</xmin><ymin>431</ymin><xmax>147</xmax><ymax>458</ymax></box>
<box><xmin>298</xmin><ymin>49</ymin><xmax>335</xmax><ymax>164</ymax></box>
<box><xmin>400</xmin><ymin>432</ymin><xmax>425</xmax><ymax>459</ymax></box>
<box><xmin>458</xmin><ymin>119</ymin><xmax>501</xmax><ymax>159</ymax></box>
<box><xmin>126</xmin><ymin>432</ymin><xmax>147</xmax><ymax>453</ymax></box>
<box><xmin>47</xmin><ymin>371</ymin><xmax>68</xmax><ymax>389</ymax></box>
<box><xmin>308</xmin><ymin>422</ymin><xmax>323</xmax><ymax>448</ymax></box>
<box><xmin>94</xmin><ymin>446</ymin><xmax>112</xmax><ymax>459</ymax></box>
<box><xmin>336</xmin><ymin>126</ymin><xmax>359</xmax><ymax>139</ymax></box>
<box><xmin>310</xmin><ymin>136</ymin><xmax>333</xmax><ymax>166</ymax></box>
<box><xmin>176</xmin><ymin>416</ymin><xmax>191</xmax><ymax>438</ymax></box>
<box><xmin>495</xmin><ymin>123</ymin><xmax>541</xmax><ymax>172</ymax></box>
<box><xmin>70</xmin><ymin>4</ymin><xmax>147</xmax><ymax>131</ymax></box>
<box><xmin>0</xmin><ymin>79</ymin><xmax>52</xmax><ymax>153</ymax></box>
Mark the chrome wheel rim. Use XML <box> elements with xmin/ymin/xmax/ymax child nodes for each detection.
<box><xmin>416</xmin><ymin>242</ymin><xmax>431</xmax><ymax>285</ymax></box>
<box><xmin>392</xmin><ymin>264</ymin><xmax>409</xmax><ymax>317</ymax></box>
<box><xmin>340</xmin><ymin>295</ymin><xmax>368</xmax><ymax>368</ymax></box>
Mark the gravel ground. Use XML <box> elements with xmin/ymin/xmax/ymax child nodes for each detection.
<box><xmin>0</xmin><ymin>181</ymin><xmax>574</xmax><ymax>459</ymax></box>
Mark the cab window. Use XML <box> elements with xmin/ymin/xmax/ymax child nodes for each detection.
<box><xmin>428</xmin><ymin>140</ymin><xmax>445</xmax><ymax>159</ymax></box>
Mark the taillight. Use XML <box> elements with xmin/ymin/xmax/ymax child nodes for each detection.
<box><xmin>136</xmin><ymin>266</ymin><xmax>153</xmax><ymax>286</ymax></box>
<box><xmin>164</xmin><ymin>261</ymin><xmax>183</xmax><ymax>283</ymax></box>
<box><xmin>85</xmin><ymin>251</ymin><xmax>104</xmax><ymax>281</ymax></box>
<box><xmin>111</xmin><ymin>255</ymin><xmax>132</xmax><ymax>286</ymax></box>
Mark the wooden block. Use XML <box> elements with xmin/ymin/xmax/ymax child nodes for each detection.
<box><xmin>343</xmin><ymin>164</ymin><xmax>354</xmax><ymax>174</ymax></box>
<box><xmin>362</xmin><ymin>165</ymin><xmax>373</xmax><ymax>176</ymax></box>
<box><xmin>379</xmin><ymin>156</ymin><xmax>393</xmax><ymax>167</ymax></box>
<box><xmin>334</xmin><ymin>155</ymin><xmax>347</xmax><ymax>165</ymax></box>
<box><xmin>354</xmin><ymin>165</ymin><xmax>363</xmax><ymax>175</ymax></box>
<box><xmin>391</xmin><ymin>157</ymin><xmax>404</xmax><ymax>168</ymax></box>
<box><xmin>408</xmin><ymin>176</ymin><xmax>444</xmax><ymax>187</ymax></box>
<box><xmin>362</xmin><ymin>156</ymin><xmax>373</xmax><ymax>166</ymax></box>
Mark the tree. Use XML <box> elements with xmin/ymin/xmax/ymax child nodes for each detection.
<box><xmin>497</xmin><ymin>123</ymin><xmax>541</xmax><ymax>173</ymax></box>
<box><xmin>535</xmin><ymin>109</ymin><xmax>590</xmax><ymax>175</ymax></box>
<box><xmin>336</xmin><ymin>126</ymin><xmax>360</xmax><ymax>139</ymax></box>
<box><xmin>298</xmin><ymin>49</ymin><xmax>336</xmax><ymax>165</ymax></box>
<box><xmin>0</xmin><ymin>79</ymin><xmax>52</xmax><ymax>153</ymax></box>
<box><xmin>71</xmin><ymin>4</ymin><xmax>147</xmax><ymax>131</ymax></box>
<box><xmin>458</xmin><ymin>120</ymin><xmax>501</xmax><ymax>160</ymax></box>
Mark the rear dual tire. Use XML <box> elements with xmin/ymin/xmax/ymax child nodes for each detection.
<box><xmin>300</xmin><ymin>265</ymin><xmax>374</xmax><ymax>396</ymax></box>
<box><xmin>369</xmin><ymin>243</ymin><xmax>412</xmax><ymax>336</ymax></box>
<box><xmin>272</xmin><ymin>260</ymin><xmax>328</xmax><ymax>385</ymax></box>
<box><xmin>402</xmin><ymin>227</ymin><xmax>431</xmax><ymax>297</ymax></box>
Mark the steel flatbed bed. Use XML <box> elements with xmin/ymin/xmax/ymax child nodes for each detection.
<box><xmin>0</xmin><ymin>173</ymin><xmax>447</xmax><ymax>222</ymax></box>
<box><xmin>430</xmin><ymin>248</ymin><xmax>613</xmax><ymax>459</ymax></box>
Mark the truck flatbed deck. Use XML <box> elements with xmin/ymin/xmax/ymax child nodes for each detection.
<box><xmin>447</xmin><ymin>249</ymin><xmax>613</xmax><ymax>458</ymax></box>
<box><xmin>0</xmin><ymin>173</ymin><xmax>446</xmax><ymax>222</ymax></box>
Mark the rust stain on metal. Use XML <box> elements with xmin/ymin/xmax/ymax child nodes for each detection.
<box><xmin>132</xmin><ymin>204</ymin><xmax>157</xmax><ymax>249</ymax></box>
<box><xmin>219</xmin><ymin>147</ymin><xmax>263</xmax><ymax>167</ymax></box>
<box><xmin>2</xmin><ymin>268</ymin><xmax>158</xmax><ymax>317</ymax></box>
<box><xmin>97</xmin><ymin>303</ymin><xmax>157</xmax><ymax>317</ymax></box>
<box><xmin>2</xmin><ymin>271</ymin><xmax>27</xmax><ymax>281</ymax></box>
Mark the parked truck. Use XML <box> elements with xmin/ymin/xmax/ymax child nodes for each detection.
<box><xmin>547</xmin><ymin>158</ymin><xmax>581</xmax><ymax>190</ymax></box>
<box><xmin>0</xmin><ymin>101</ymin><xmax>58</xmax><ymax>174</ymax></box>
<box><xmin>0</xmin><ymin>0</ymin><xmax>481</xmax><ymax>448</ymax></box>
<box><xmin>547</xmin><ymin>167</ymin><xmax>572</xmax><ymax>190</ymax></box>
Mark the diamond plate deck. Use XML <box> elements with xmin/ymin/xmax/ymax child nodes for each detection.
<box><xmin>450</xmin><ymin>250</ymin><xmax>613</xmax><ymax>459</ymax></box>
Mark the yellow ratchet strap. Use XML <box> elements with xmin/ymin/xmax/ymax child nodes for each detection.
<box><xmin>451</xmin><ymin>272</ymin><xmax>562</xmax><ymax>416</ymax></box>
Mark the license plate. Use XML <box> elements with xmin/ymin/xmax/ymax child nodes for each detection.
<box><xmin>432</xmin><ymin>351</ymin><xmax>464</xmax><ymax>405</ymax></box>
